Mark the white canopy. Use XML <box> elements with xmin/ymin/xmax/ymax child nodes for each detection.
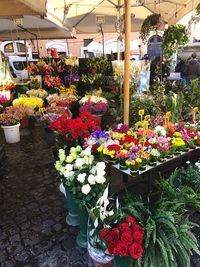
<box><xmin>47</xmin><ymin>0</ymin><xmax>200</xmax><ymax>34</ymax></box>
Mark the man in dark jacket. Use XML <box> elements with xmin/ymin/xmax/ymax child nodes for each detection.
<box><xmin>184</xmin><ymin>52</ymin><xmax>200</xmax><ymax>81</ymax></box>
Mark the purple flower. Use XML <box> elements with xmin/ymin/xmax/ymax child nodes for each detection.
<box><xmin>92</xmin><ymin>130</ymin><xmax>110</xmax><ymax>140</ymax></box>
<box><xmin>64</xmin><ymin>74</ymin><xmax>80</xmax><ymax>84</ymax></box>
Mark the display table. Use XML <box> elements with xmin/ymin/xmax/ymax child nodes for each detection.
<box><xmin>108</xmin><ymin>147</ymin><xmax>200</xmax><ymax>195</ymax></box>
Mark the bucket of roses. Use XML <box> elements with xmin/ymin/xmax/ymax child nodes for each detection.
<box><xmin>55</xmin><ymin>145</ymin><xmax>109</xmax><ymax>248</ymax></box>
<box><xmin>89</xmin><ymin>187</ymin><xmax>144</xmax><ymax>267</ymax></box>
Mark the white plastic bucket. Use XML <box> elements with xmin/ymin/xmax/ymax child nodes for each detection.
<box><xmin>1</xmin><ymin>123</ymin><xmax>20</xmax><ymax>143</ymax></box>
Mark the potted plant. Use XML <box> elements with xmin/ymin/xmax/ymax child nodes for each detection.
<box><xmin>115</xmin><ymin>150</ymin><xmax>130</xmax><ymax>170</ymax></box>
<box><xmin>162</xmin><ymin>25</ymin><xmax>189</xmax><ymax>63</ymax></box>
<box><xmin>5</xmin><ymin>106</ymin><xmax>34</xmax><ymax>128</ymax></box>
<box><xmin>0</xmin><ymin>113</ymin><xmax>20</xmax><ymax>143</ymax></box>
<box><xmin>140</xmin><ymin>13</ymin><xmax>162</xmax><ymax>41</ymax></box>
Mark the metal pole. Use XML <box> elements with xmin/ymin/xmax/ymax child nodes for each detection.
<box><xmin>124</xmin><ymin>0</ymin><xmax>131</xmax><ymax>125</ymax></box>
<box><xmin>24</xmin><ymin>39</ymin><xmax>30</xmax><ymax>79</ymax></box>
<box><xmin>99</xmin><ymin>24</ymin><xmax>104</xmax><ymax>57</ymax></box>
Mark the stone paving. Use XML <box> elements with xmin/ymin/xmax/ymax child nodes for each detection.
<box><xmin>0</xmin><ymin>126</ymin><xmax>89</xmax><ymax>267</ymax></box>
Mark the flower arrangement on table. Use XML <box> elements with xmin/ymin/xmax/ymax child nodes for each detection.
<box><xmin>50</xmin><ymin>112</ymin><xmax>101</xmax><ymax>148</ymax></box>
<box><xmin>36</xmin><ymin>106</ymin><xmax>72</xmax><ymax>128</ymax></box>
<box><xmin>26</xmin><ymin>89</ymin><xmax>48</xmax><ymax>99</ymax></box>
<box><xmin>43</xmin><ymin>75</ymin><xmax>63</xmax><ymax>89</ymax></box>
<box><xmin>46</xmin><ymin>93</ymin><xmax>78</xmax><ymax>108</ymax></box>
<box><xmin>79</xmin><ymin>95</ymin><xmax>108</xmax><ymax>116</ymax></box>
<box><xmin>13</xmin><ymin>96</ymin><xmax>43</xmax><ymax>109</ymax></box>
<box><xmin>58</xmin><ymin>85</ymin><xmax>78</xmax><ymax>96</ymax></box>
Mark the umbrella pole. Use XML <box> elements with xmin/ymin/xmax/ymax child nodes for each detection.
<box><xmin>124</xmin><ymin>0</ymin><xmax>131</xmax><ymax>125</ymax></box>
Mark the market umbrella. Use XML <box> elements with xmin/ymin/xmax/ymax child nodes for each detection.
<box><xmin>0</xmin><ymin>0</ymin><xmax>72</xmax><ymax>40</ymax></box>
<box><xmin>47</xmin><ymin>0</ymin><xmax>199</xmax><ymax>124</ymax></box>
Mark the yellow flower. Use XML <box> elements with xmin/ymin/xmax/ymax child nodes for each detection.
<box><xmin>172</xmin><ymin>138</ymin><xmax>185</xmax><ymax>146</ymax></box>
<box><xmin>173</xmin><ymin>132</ymin><xmax>182</xmax><ymax>137</ymax></box>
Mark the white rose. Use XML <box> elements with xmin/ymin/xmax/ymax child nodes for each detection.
<box><xmin>66</xmin><ymin>155</ymin><xmax>74</xmax><ymax>163</ymax></box>
<box><xmin>65</xmin><ymin>164</ymin><xmax>73</xmax><ymax>172</ymax></box>
<box><xmin>84</xmin><ymin>155</ymin><xmax>94</xmax><ymax>165</ymax></box>
<box><xmin>58</xmin><ymin>149</ymin><xmax>65</xmax><ymax>162</ymax></box>
<box><xmin>77</xmin><ymin>173</ymin><xmax>86</xmax><ymax>183</ymax></box>
<box><xmin>81</xmin><ymin>184</ymin><xmax>91</xmax><ymax>195</ymax></box>
<box><xmin>76</xmin><ymin>145</ymin><xmax>82</xmax><ymax>152</ymax></box>
<box><xmin>96</xmin><ymin>162</ymin><xmax>106</xmax><ymax>177</ymax></box>
<box><xmin>84</xmin><ymin>147</ymin><xmax>91</xmax><ymax>156</ymax></box>
<box><xmin>64</xmin><ymin>170</ymin><xmax>75</xmax><ymax>178</ymax></box>
<box><xmin>75</xmin><ymin>158</ymin><xmax>85</xmax><ymax>168</ymax></box>
<box><xmin>88</xmin><ymin>174</ymin><xmax>96</xmax><ymax>185</ymax></box>
<box><xmin>95</xmin><ymin>175</ymin><xmax>106</xmax><ymax>184</ymax></box>
<box><xmin>70</xmin><ymin>147</ymin><xmax>77</xmax><ymax>154</ymax></box>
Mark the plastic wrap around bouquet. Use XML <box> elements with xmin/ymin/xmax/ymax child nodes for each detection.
<box><xmin>79</xmin><ymin>95</ymin><xmax>109</xmax><ymax>117</ymax></box>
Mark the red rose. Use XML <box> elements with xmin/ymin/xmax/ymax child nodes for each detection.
<box><xmin>133</xmin><ymin>231</ymin><xmax>144</xmax><ymax>244</ymax></box>
<box><xmin>129</xmin><ymin>242</ymin><xmax>143</xmax><ymax>259</ymax></box>
<box><xmin>116</xmin><ymin>242</ymin><xmax>129</xmax><ymax>256</ymax></box>
<box><xmin>132</xmin><ymin>224</ymin><xmax>143</xmax><ymax>233</ymax></box>
<box><xmin>118</xmin><ymin>223</ymin><xmax>130</xmax><ymax>232</ymax></box>
<box><xmin>100</xmin><ymin>228</ymin><xmax>110</xmax><ymax>239</ymax></box>
<box><xmin>126</xmin><ymin>216</ymin><xmax>135</xmax><ymax>224</ymax></box>
<box><xmin>121</xmin><ymin>231</ymin><xmax>133</xmax><ymax>245</ymax></box>
<box><xmin>108</xmin><ymin>243</ymin><xmax>115</xmax><ymax>254</ymax></box>
<box><xmin>106</xmin><ymin>229</ymin><xmax>120</xmax><ymax>244</ymax></box>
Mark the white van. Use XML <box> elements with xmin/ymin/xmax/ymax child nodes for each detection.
<box><xmin>0</xmin><ymin>41</ymin><xmax>38</xmax><ymax>80</ymax></box>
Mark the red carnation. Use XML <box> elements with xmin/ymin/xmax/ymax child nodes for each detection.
<box><xmin>129</xmin><ymin>243</ymin><xmax>143</xmax><ymax>259</ymax></box>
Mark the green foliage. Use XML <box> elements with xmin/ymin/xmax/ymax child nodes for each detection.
<box><xmin>164</xmin><ymin>91</ymin><xmax>184</xmax><ymax>123</ymax></box>
<box><xmin>129</xmin><ymin>95</ymin><xmax>160</xmax><ymax>126</ymax></box>
<box><xmin>184</xmin><ymin>79</ymin><xmax>200</xmax><ymax>109</ymax></box>
<box><xmin>162</xmin><ymin>25</ymin><xmax>189</xmax><ymax>61</ymax></box>
<box><xmin>140</xmin><ymin>14</ymin><xmax>162</xmax><ymax>41</ymax></box>
<box><xmin>158</xmin><ymin>164</ymin><xmax>200</xmax><ymax>212</ymax></box>
<box><xmin>124</xmin><ymin>195</ymin><xmax>200</xmax><ymax>267</ymax></box>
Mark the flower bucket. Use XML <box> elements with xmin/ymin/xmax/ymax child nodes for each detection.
<box><xmin>1</xmin><ymin>123</ymin><xmax>20</xmax><ymax>143</ymax></box>
<box><xmin>65</xmin><ymin>186</ymin><xmax>79</xmax><ymax>226</ymax></box>
<box><xmin>76</xmin><ymin>206</ymin><xmax>88</xmax><ymax>248</ymax></box>
<box><xmin>114</xmin><ymin>255</ymin><xmax>133</xmax><ymax>267</ymax></box>
<box><xmin>20</xmin><ymin>117</ymin><xmax>29</xmax><ymax>129</ymax></box>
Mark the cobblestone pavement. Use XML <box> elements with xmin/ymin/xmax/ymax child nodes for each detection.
<box><xmin>0</xmin><ymin>126</ymin><xmax>89</xmax><ymax>267</ymax></box>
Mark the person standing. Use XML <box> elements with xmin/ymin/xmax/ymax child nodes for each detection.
<box><xmin>184</xmin><ymin>52</ymin><xmax>200</xmax><ymax>82</ymax></box>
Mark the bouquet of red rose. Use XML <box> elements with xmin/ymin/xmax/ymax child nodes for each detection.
<box><xmin>50</xmin><ymin>112</ymin><xmax>101</xmax><ymax>148</ymax></box>
<box><xmin>100</xmin><ymin>216</ymin><xmax>144</xmax><ymax>260</ymax></box>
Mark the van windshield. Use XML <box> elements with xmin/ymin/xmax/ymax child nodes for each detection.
<box><xmin>13</xmin><ymin>61</ymin><xmax>37</xmax><ymax>71</ymax></box>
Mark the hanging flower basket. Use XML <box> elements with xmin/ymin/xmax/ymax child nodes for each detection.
<box><xmin>140</xmin><ymin>13</ymin><xmax>162</xmax><ymax>41</ymax></box>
